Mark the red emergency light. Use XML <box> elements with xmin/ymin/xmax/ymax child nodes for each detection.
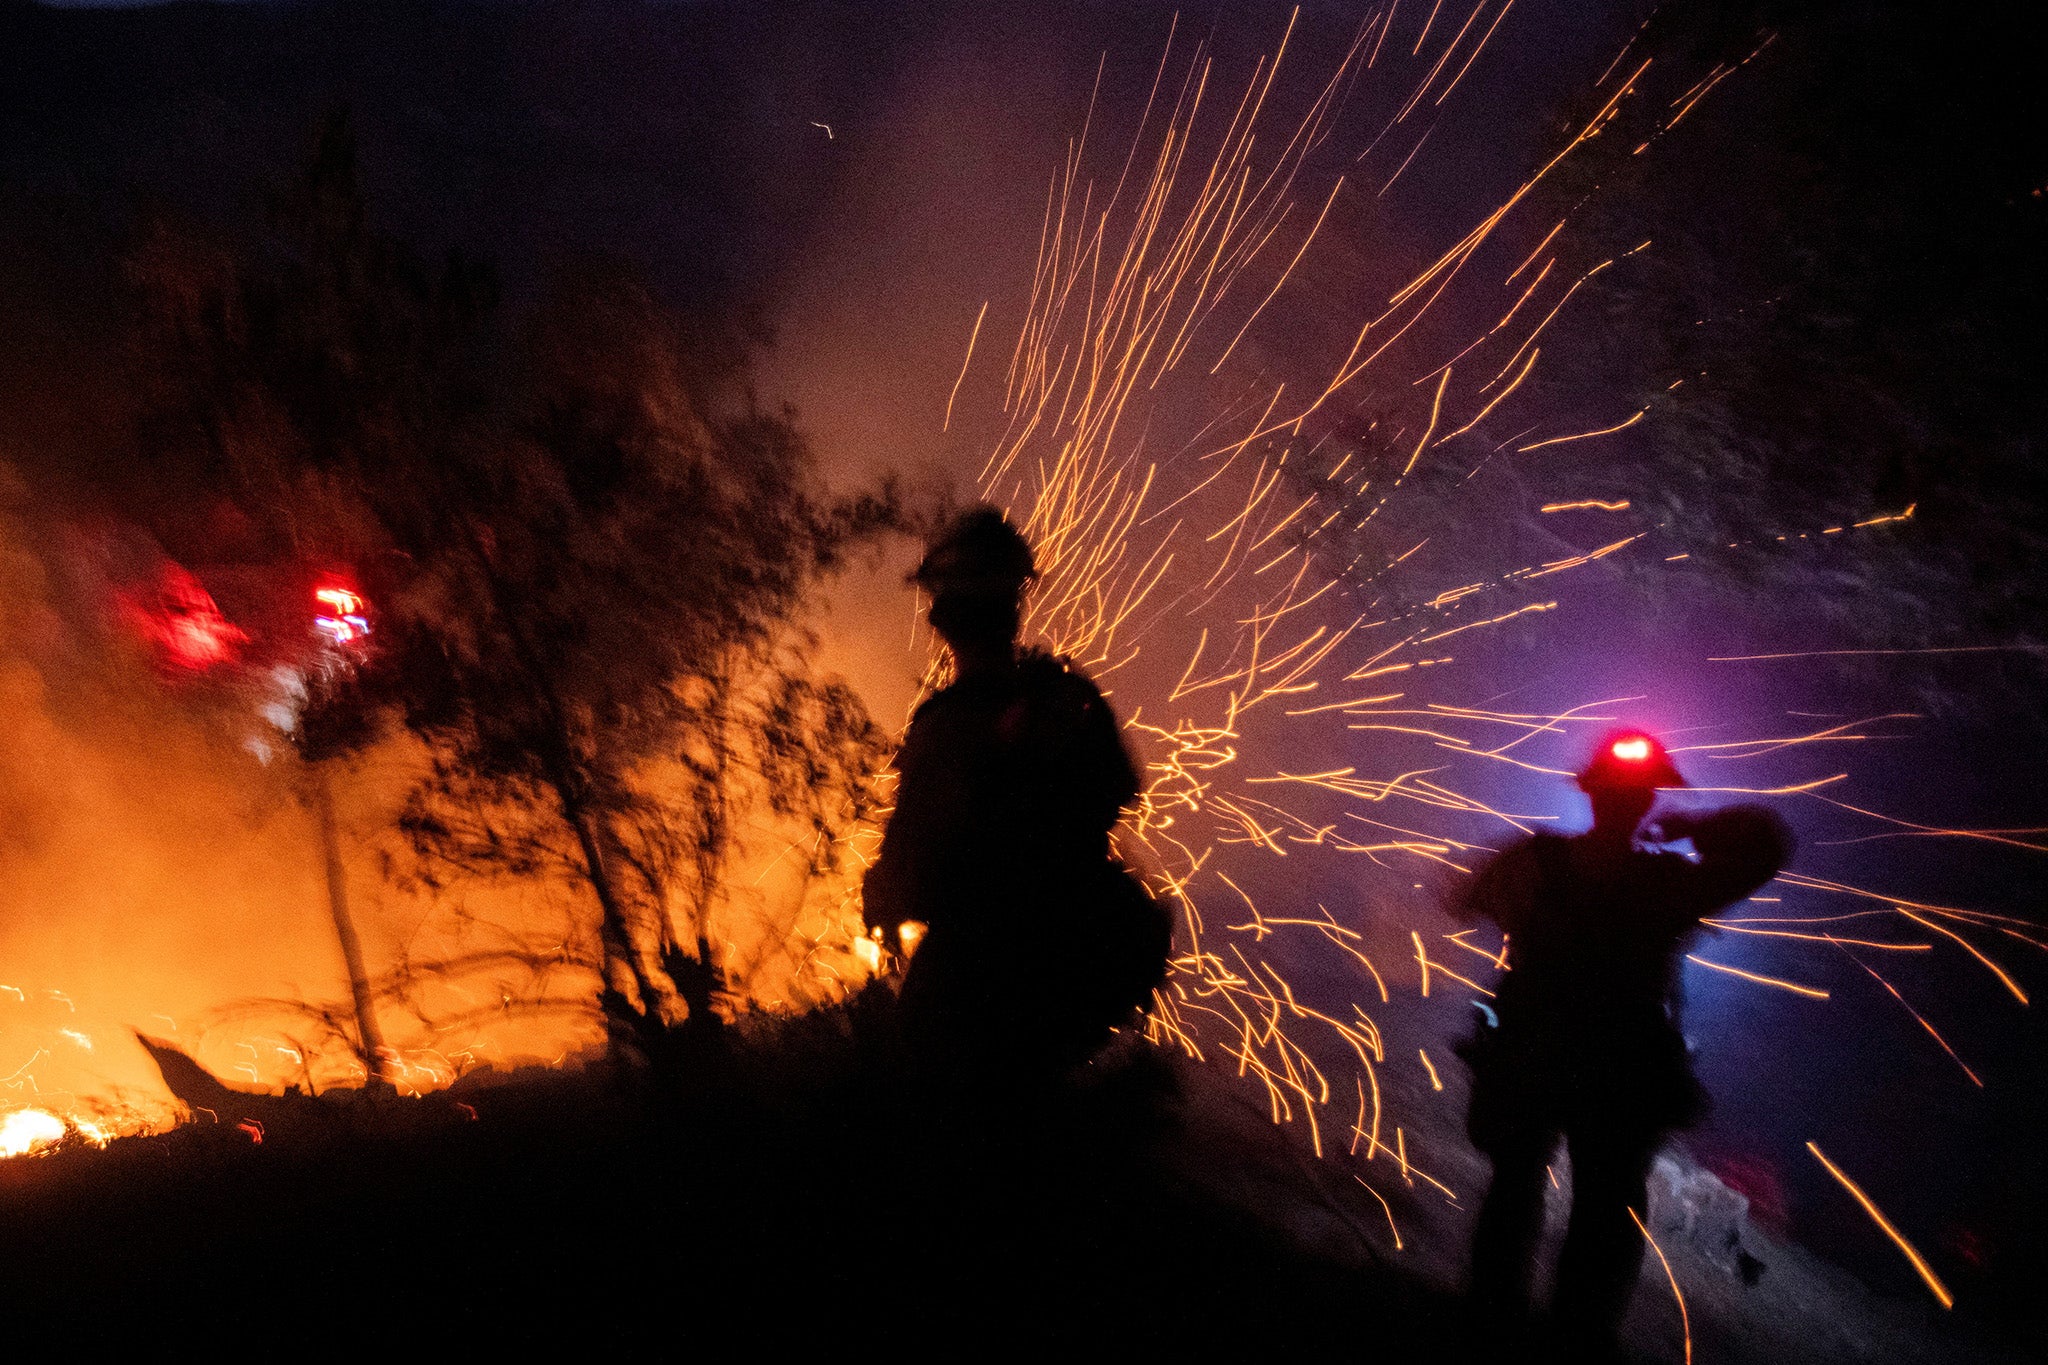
<box><xmin>1579</xmin><ymin>729</ymin><xmax>1684</xmax><ymax>790</ymax></box>
<box><xmin>120</xmin><ymin>563</ymin><xmax>247</xmax><ymax>672</ymax></box>
<box><xmin>314</xmin><ymin>585</ymin><xmax>371</xmax><ymax>646</ymax></box>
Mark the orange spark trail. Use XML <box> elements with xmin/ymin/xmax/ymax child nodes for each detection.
<box><xmin>1807</xmin><ymin>1142</ymin><xmax>1956</xmax><ymax>1309</ymax></box>
<box><xmin>1706</xmin><ymin>923</ymin><xmax>1930</xmax><ymax>951</ymax></box>
<box><xmin>1631</xmin><ymin>1206</ymin><xmax>1694</xmax><ymax>1365</ymax></box>
<box><xmin>1516</xmin><ymin>407</ymin><xmax>1647</xmax><ymax>452</ymax></box>
<box><xmin>1832</xmin><ymin>944</ymin><xmax>1984</xmax><ymax>1087</ymax></box>
<box><xmin>1539</xmin><ymin>499</ymin><xmax>1630</xmax><ymax>513</ymax></box>
<box><xmin>1898</xmin><ymin>910</ymin><xmax>2029</xmax><ymax>1005</ymax></box>
<box><xmin>942</xmin><ymin>299</ymin><xmax>990</xmax><ymax>432</ymax></box>
<box><xmin>1354</xmin><ymin>1174</ymin><xmax>1405</xmax><ymax>1249</ymax></box>
<box><xmin>1709</xmin><ymin>645</ymin><xmax>2043</xmax><ymax>661</ymax></box>
<box><xmin>1685</xmin><ymin>954</ymin><xmax>1831</xmax><ymax>1000</ymax></box>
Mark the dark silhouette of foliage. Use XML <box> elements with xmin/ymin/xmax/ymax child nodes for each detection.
<box><xmin>1509</xmin><ymin>2</ymin><xmax>2046</xmax><ymax>665</ymax></box>
<box><xmin>125</xmin><ymin>109</ymin><xmax>899</xmax><ymax>1043</ymax></box>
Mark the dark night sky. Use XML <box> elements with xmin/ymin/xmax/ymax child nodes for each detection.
<box><xmin>5</xmin><ymin>0</ymin><xmax>2040</xmax><ymax>642</ymax></box>
<box><xmin>3</xmin><ymin>0</ymin><xmax>2045</xmax><ymax>1337</ymax></box>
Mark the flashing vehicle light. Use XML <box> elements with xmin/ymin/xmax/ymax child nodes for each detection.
<box><xmin>314</xmin><ymin>585</ymin><xmax>371</xmax><ymax>646</ymax></box>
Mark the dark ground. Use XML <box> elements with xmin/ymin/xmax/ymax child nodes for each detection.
<box><xmin>2</xmin><ymin>995</ymin><xmax>2032</xmax><ymax>1360</ymax></box>
<box><xmin>0</xmin><ymin>1002</ymin><xmax>1466</xmax><ymax>1354</ymax></box>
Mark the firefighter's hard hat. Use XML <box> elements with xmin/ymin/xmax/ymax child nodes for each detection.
<box><xmin>910</xmin><ymin>505</ymin><xmax>1038</xmax><ymax>596</ymax></box>
<box><xmin>1576</xmin><ymin>729</ymin><xmax>1685</xmax><ymax>791</ymax></box>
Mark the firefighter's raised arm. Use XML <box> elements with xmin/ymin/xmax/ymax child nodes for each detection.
<box><xmin>1663</xmin><ymin>805</ymin><xmax>1796</xmax><ymax>917</ymax></box>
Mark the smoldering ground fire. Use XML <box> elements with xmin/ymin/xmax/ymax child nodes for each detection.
<box><xmin>0</xmin><ymin>444</ymin><xmax>888</xmax><ymax>1126</ymax></box>
<box><xmin>0</xmin><ymin>1</ymin><xmax>2043</xmax><ymax>1356</ymax></box>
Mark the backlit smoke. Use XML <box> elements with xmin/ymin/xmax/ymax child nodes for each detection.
<box><xmin>0</xmin><ymin>496</ymin><xmax>875</xmax><ymax>1139</ymax></box>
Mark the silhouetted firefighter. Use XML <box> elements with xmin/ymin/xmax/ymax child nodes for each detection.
<box><xmin>1459</xmin><ymin>730</ymin><xmax>1793</xmax><ymax>1354</ymax></box>
<box><xmin>863</xmin><ymin>507</ymin><xmax>1169</xmax><ymax>1080</ymax></box>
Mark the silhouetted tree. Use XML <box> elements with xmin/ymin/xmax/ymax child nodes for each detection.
<box><xmin>385</xmin><ymin>269</ymin><xmax>895</xmax><ymax>1038</ymax></box>
<box><xmin>125</xmin><ymin>110</ymin><xmax>897</xmax><ymax>1048</ymax></box>
<box><xmin>1512</xmin><ymin>2</ymin><xmax>2047</xmax><ymax>660</ymax></box>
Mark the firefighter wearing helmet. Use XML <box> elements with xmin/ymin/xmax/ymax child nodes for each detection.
<box><xmin>863</xmin><ymin>506</ymin><xmax>1169</xmax><ymax>1079</ymax></box>
<box><xmin>1458</xmin><ymin>729</ymin><xmax>1793</xmax><ymax>1355</ymax></box>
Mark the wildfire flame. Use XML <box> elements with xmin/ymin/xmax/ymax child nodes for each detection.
<box><xmin>1</xmin><ymin>1108</ymin><xmax>69</xmax><ymax>1159</ymax></box>
<box><xmin>0</xmin><ymin>1105</ymin><xmax>105</xmax><ymax>1162</ymax></box>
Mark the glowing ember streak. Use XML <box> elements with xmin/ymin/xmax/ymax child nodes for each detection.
<box><xmin>1539</xmin><ymin>498</ymin><xmax>1630</xmax><ymax>513</ymax></box>
<box><xmin>1852</xmin><ymin>503</ymin><xmax>1917</xmax><ymax>528</ymax></box>
<box><xmin>1710</xmin><ymin>645</ymin><xmax>2042</xmax><ymax>662</ymax></box>
<box><xmin>1807</xmin><ymin>798</ymin><xmax>2048</xmax><ymax>854</ymax></box>
<box><xmin>1630</xmin><ymin>1206</ymin><xmax>1693</xmax><ymax>1365</ymax></box>
<box><xmin>1706</xmin><ymin>923</ymin><xmax>1929</xmax><ymax>951</ymax></box>
<box><xmin>943</xmin><ymin>299</ymin><xmax>989</xmax><ymax>433</ymax></box>
<box><xmin>1807</xmin><ymin>1141</ymin><xmax>1955</xmax><ymax>1309</ymax></box>
<box><xmin>1515</xmin><ymin>407</ymin><xmax>1647</xmax><ymax>452</ymax></box>
<box><xmin>1668</xmin><ymin>712</ymin><xmax>1915</xmax><ymax>759</ymax></box>
<box><xmin>0</xmin><ymin>1108</ymin><xmax>66</xmax><ymax>1158</ymax></box>
<box><xmin>1354</xmin><ymin>1174</ymin><xmax>1404</xmax><ymax>1250</ymax></box>
<box><xmin>1832</xmin><ymin>945</ymin><xmax>1983</xmax><ymax>1087</ymax></box>
<box><xmin>1684</xmin><ymin>954</ymin><xmax>1830</xmax><ymax>1000</ymax></box>
<box><xmin>1897</xmin><ymin>910</ymin><xmax>2029</xmax><ymax>1005</ymax></box>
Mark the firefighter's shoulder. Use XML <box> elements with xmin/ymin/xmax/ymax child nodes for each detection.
<box><xmin>1016</xmin><ymin>648</ymin><xmax>1113</xmax><ymax>712</ymax></box>
<box><xmin>896</xmin><ymin>680</ymin><xmax>984</xmax><ymax>767</ymax></box>
<box><xmin>1462</xmin><ymin>833</ymin><xmax>1552</xmax><ymax>919</ymax></box>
